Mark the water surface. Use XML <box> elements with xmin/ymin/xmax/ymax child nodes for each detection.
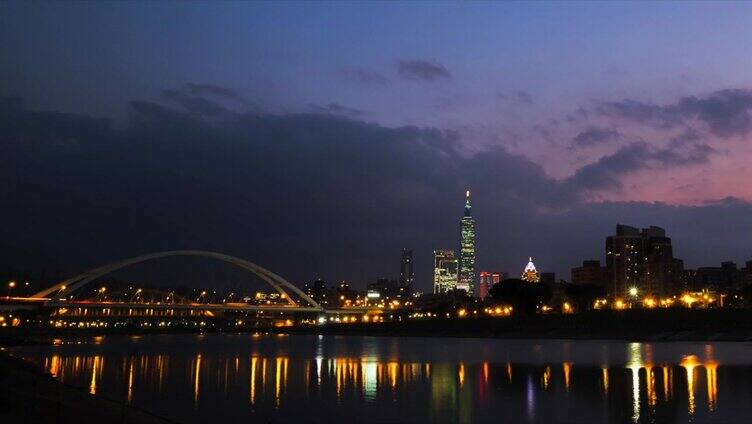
<box><xmin>10</xmin><ymin>334</ymin><xmax>752</xmax><ymax>423</ymax></box>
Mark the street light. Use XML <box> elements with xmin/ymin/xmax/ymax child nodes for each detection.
<box><xmin>628</xmin><ymin>287</ymin><xmax>639</xmax><ymax>297</ymax></box>
<box><xmin>7</xmin><ymin>281</ymin><xmax>16</xmax><ymax>298</ymax></box>
<box><xmin>197</xmin><ymin>291</ymin><xmax>207</xmax><ymax>303</ymax></box>
<box><xmin>130</xmin><ymin>288</ymin><xmax>142</xmax><ymax>303</ymax></box>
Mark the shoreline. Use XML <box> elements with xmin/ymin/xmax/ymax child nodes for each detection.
<box><xmin>0</xmin><ymin>350</ymin><xmax>176</xmax><ymax>424</ymax></box>
<box><xmin>5</xmin><ymin>309</ymin><xmax>752</xmax><ymax>345</ymax></box>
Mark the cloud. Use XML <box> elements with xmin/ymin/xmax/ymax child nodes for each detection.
<box><xmin>309</xmin><ymin>102</ymin><xmax>367</xmax><ymax>118</ymax></box>
<box><xmin>597</xmin><ymin>89</ymin><xmax>752</xmax><ymax>137</ymax></box>
<box><xmin>676</xmin><ymin>89</ymin><xmax>752</xmax><ymax>137</ymax></box>
<box><xmin>571</xmin><ymin>126</ymin><xmax>621</xmax><ymax>148</ymax></box>
<box><xmin>0</xmin><ymin>95</ymin><xmax>747</xmax><ymax>291</ymax></box>
<box><xmin>184</xmin><ymin>83</ymin><xmax>244</xmax><ymax>102</ymax></box>
<box><xmin>161</xmin><ymin>89</ymin><xmax>228</xmax><ymax>117</ymax></box>
<box><xmin>343</xmin><ymin>68</ymin><xmax>388</xmax><ymax>85</ymax></box>
<box><xmin>568</xmin><ymin>141</ymin><xmax>714</xmax><ymax>191</ymax></box>
<box><xmin>397</xmin><ymin>60</ymin><xmax>451</xmax><ymax>82</ymax></box>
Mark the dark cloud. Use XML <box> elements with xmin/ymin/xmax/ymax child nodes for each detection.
<box><xmin>568</xmin><ymin>141</ymin><xmax>714</xmax><ymax>191</ymax></box>
<box><xmin>676</xmin><ymin>89</ymin><xmax>752</xmax><ymax>137</ymax></box>
<box><xmin>597</xmin><ymin>99</ymin><xmax>678</xmax><ymax>128</ymax></box>
<box><xmin>309</xmin><ymin>102</ymin><xmax>367</xmax><ymax>118</ymax></box>
<box><xmin>571</xmin><ymin>126</ymin><xmax>621</xmax><ymax>148</ymax></box>
<box><xmin>343</xmin><ymin>68</ymin><xmax>388</xmax><ymax>85</ymax></box>
<box><xmin>0</xmin><ymin>96</ymin><xmax>747</xmax><ymax>290</ymax></box>
<box><xmin>597</xmin><ymin>89</ymin><xmax>752</xmax><ymax>137</ymax></box>
<box><xmin>397</xmin><ymin>60</ymin><xmax>451</xmax><ymax>82</ymax></box>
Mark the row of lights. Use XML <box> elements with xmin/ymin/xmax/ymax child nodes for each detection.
<box><xmin>0</xmin><ymin>315</ymin><xmax>21</xmax><ymax>327</ymax></box>
<box><xmin>595</xmin><ymin>288</ymin><xmax>720</xmax><ymax>310</ymax></box>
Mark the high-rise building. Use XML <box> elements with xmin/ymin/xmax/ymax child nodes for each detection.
<box><xmin>479</xmin><ymin>271</ymin><xmax>491</xmax><ymax>299</ymax></box>
<box><xmin>433</xmin><ymin>250</ymin><xmax>458</xmax><ymax>294</ymax></box>
<box><xmin>605</xmin><ymin>224</ymin><xmax>683</xmax><ymax>297</ymax></box>
<box><xmin>571</xmin><ymin>260</ymin><xmax>606</xmax><ymax>286</ymax></box>
<box><xmin>478</xmin><ymin>271</ymin><xmax>502</xmax><ymax>300</ymax></box>
<box><xmin>399</xmin><ymin>249</ymin><xmax>414</xmax><ymax>291</ymax></box>
<box><xmin>540</xmin><ymin>272</ymin><xmax>556</xmax><ymax>285</ymax></box>
<box><xmin>521</xmin><ymin>257</ymin><xmax>540</xmax><ymax>283</ymax></box>
<box><xmin>458</xmin><ymin>190</ymin><xmax>476</xmax><ymax>295</ymax></box>
<box><xmin>304</xmin><ymin>278</ymin><xmax>330</xmax><ymax>306</ymax></box>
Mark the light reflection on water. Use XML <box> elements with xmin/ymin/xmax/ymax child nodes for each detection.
<box><xmin>18</xmin><ymin>334</ymin><xmax>752</xmax><ymax>423</ymax></box>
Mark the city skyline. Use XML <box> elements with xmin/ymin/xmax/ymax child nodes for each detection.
<box><xmin>1</xmin><ymin>2</ymin><xmax>752</xmax><ymax>291</ymax></box>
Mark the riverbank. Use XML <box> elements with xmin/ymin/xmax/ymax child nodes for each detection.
<box><xmin>291</xmin><ymin>309</ymin><xmax>752</xmax><ymax>341</ymax></box>
<box><xmin>0</xmin><ymin>350</ymin><xmax>175</xmax><ymax>424</ymax></box>
<box><xmin>4</xmin><ymin>308</ymin><xmax>752</xmax><ymax>345</ymax></box>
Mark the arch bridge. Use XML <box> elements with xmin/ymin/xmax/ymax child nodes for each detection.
<box><xmin>29</xmin><ymin>250</ymin><xmax>352</xmax><ymax>315</ymax></box>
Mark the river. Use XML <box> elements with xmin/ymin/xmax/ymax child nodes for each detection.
<box><xmin>8</xmin><ymin>333</ymin><xmax>752</xmax><ymax>423</ymax></box>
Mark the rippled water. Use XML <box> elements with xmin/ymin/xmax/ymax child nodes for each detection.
<box><xmin>9</xmin><ymin>334</ymin><xmax>752</xmax><ymax>423</ymax></box>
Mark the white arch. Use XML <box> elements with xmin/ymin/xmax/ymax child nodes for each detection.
<box><xmin>32</xmin><ymin>250</ymin><xmax>322</xmax><ymax>310</ymax></box>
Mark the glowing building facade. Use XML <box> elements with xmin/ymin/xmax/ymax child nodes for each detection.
<box><xmin>479</xmin><ymin>271</ymin><xmax>491</xmax><ymax>299</ymax></box>
<box><xmin>458</xmin><ymin>191</ymin><xmax>476</xmax><ymax>295</ymax></box>
<box><xmin>433</xmin><ymin>250</ymin><xmax>458</xmax><ymax>294</ymax></box>
<box><xmin>521</xmin><ymin>257</ymin><xmax>540</xmax><ymax>283</ymax></box>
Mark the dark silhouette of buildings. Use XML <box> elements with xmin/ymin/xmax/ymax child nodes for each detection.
<box><xmin>571</xmin><ymin>260</ymin><xmax>606</xmax><ymax>286</ymax></box>
<box><xmin>605</xmin><ymin>224</ymin><xmax>683</xmax><ymax>297</ymax></box>
<box><xmin>540</xmin><ymin>272</ymin><xmax>556</xmax><ymax>285</ymax></box>
<box><xmin>304</xmin><ymin>278</ymin><xmax>330</xmax><ymax>306</ymax></box>
<box><xmin>399</xmin><ymin>249</ymin><xmax>414</xmax><ymax>293</ymax></box>
<box><xmin>684</xmin><ymin>260</ymin><xmax>751</xmax><ymax>291</ymax></box>
<box><xmin>368</xmin><ymin>278</ymin><xmax>408</xmax><ymax>301</ymax></box>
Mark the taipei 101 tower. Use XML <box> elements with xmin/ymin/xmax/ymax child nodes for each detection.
<box><xmin>458</xmin><ymin>190</ymin><xmax>476</xmax><ymax>294</ymax></box>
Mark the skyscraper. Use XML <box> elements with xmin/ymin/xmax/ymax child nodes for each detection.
<box><xmin>521</xmin><ymin>257</ymin><xmax>540</xmax><ymax>283</ymax></box>
<box><xmin>433</xmin><ymin>250</ymin><xmax>458</xmax><ymax>294</ymax></box>
<box><xmin>458</xmin><ymin>190</ymin><xmax>476</xmax><ymax>295</ymax></box>
<box><xmin>399</xmin><ymin>249</ymin><xmax>414</xmax><ymax>291</ymax></box>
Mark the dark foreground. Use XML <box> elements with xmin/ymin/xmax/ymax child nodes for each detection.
<box><xmin>0</xmin><ymin>350</ymin><xmax>174</xmax><ymax>424</ymax></box>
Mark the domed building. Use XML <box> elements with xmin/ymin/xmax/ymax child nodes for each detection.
<box><xmin>521</xmin><ymin>257</ymin><xmax>540</xmax><ymax>283</ymax></box>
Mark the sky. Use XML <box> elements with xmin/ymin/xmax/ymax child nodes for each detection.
<box><xmin>1</xmin><ymin>1</ymin><xmax>752</xmax><ymax>290</ymax></box>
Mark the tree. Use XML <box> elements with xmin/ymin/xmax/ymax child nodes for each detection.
<box><xmin>489</xmin><ymin>278</ymin><xmax>552</xmax><ymax>315</ymax></box>
<box><xmin>564</xmin><ymin>283</ymin><xmax>605</xmax><ymax>311</ymax></box>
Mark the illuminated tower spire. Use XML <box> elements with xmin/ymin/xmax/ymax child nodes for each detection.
<box><xmin>464</xmin><ymin>190</ymin><xmax>471</xmax><ymax>217</ymax></box>
<box><xmin>521</xmin><ymin>257</ymin><xmax>540</xmax><ymax>283</ymax></box>
<box><xmin>458</xmin><ymin>189</ymin><xmax>476</xmax><ymax>295</ymax></box>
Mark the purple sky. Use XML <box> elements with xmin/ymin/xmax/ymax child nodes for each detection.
<box><xmin>1</xmin><ymin>2</ymin><xmax>752</xmax><ymax>289</ymax></box>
